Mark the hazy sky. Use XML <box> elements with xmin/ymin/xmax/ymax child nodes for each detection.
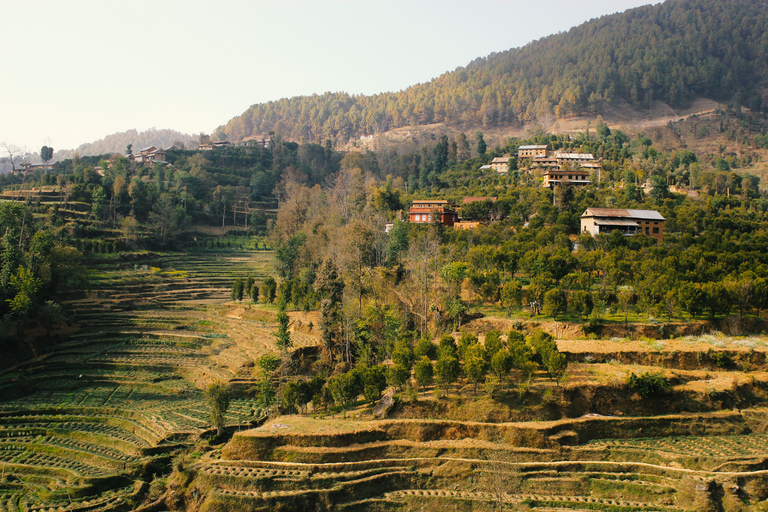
<box><xmin>2</xmin><ymin>0</ymin><xmax>655</xmax><ymax>152</ymax></box>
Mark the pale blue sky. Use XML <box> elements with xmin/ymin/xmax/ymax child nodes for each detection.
<box><xmin>1</xmin><ymin>0</ymin><xmax>655</xmax><ymax>151</ymax></box>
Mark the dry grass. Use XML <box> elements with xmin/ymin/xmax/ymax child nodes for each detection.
<box><xmin>560</xmin><ymin>334</ymin><xmax>768</xmax><ymax>354</ymax></box>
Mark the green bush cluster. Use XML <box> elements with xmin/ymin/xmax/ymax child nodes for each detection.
<box><xmin>627</xmin><ymin>371</ymin><xmax>670</xmax><ymax>398</ymax></box>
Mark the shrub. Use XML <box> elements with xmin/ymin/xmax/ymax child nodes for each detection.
<box><xmin>708</xmin><ymin>349</ymin><xmax>732</xmax><ymax>368</ymax></box>
<box><xmin>413</xmin><ymin>356</ymin><xmax>434</xmax><ymax>390</ymax></box>
<box><xmin>484</xmin><ymin>330</ymin><xmax>504</xmax><ymax>359</ymax></box>
<box><xmin>387</xmin><ymin>363</ymin><xmax>410</xmax><ymax>390</ymax></box>
<box><xmin>627</xmin><ymin>371</ymin><xmax>670</xmax><ymax>397</ymax></box>
<box><xmin>414</xmin><ymin>337</ymin><xmax>437</xmax><ymax>360</ymax></box>
<box><xmin>352</xmin><ymin>365</ymin><xmax>387</xmax><ymax>403</ymax></box>
<box><xmin>438</xmin><ymin>335</ymin><xmax>458</xmax><ymax>357</ymax></box>
<box><xmin>392</xmin><ymin>339</ymin><xmax>414</xmax><ymax>369</ymax></box>
<box><xmin>435</xmin><ymin>352</ymin><xmax>460</xmax><ymax>389</ymax></box>
<box><xmin>327</xmin><ymin>372</ymin><xmax>360</xmax><ymax>408</ymax></box>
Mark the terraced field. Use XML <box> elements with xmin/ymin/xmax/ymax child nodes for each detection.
<box><xmin>4</xmin><ymin>247</ymin><xmax>768</xmax><ymax>511</ymax></box>
<box><xmin>196</xmin><ymin>410</ymin><xmax>768</xmax><ymax>511</ymax></box>
<box><xmin>0</xmin><ymin>250</ymin><xmax>276</xmax><ymax>511</ymax></box>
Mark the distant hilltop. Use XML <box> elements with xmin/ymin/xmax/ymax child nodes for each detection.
<box><xmin>54</xmin><ymin>128</ymin><xmax>197</xmax><ymax>160</ymax></box>
<box><xmin>215</xmin><ymin>0</ymin><xmax>768</xmax><ymax>146</ymax></box>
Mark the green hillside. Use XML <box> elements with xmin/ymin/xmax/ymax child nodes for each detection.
<box><xmin>216</xmin><ymin>0</ymin><xmax>768</xmax><ymax>145</ymax></box>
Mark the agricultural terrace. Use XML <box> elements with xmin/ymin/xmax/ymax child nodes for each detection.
<box><xmin>0</xmin><ymin>248</ymin><xmax>279</xmax><ymax>511</ymax></box>
<box><xmin>183</xmin><ymin>317</ymin><xmax>768</xmax><ymax>511</ymax></box>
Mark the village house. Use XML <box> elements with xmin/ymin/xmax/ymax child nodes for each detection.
<box><xmin>542</xmin><ymin>167</ymin><xmax>592</xmax><ymax>188</ymax></box>
<box><xmin>130</xmin><ymin>146</ymin><xmax>167</xmax><ymax>166</ymax></box>
<box><xmin>198</xmin><ymin>141</ymin><xmax>232</xmax><ymax>150</ymax></box>
<box><xmin>14</xmin><ymin>163</ymin><xmax>54</xmax><ymax>175</ymax></box>
<box><xmin>517</xmin><ymin>145</ymin><xmax>601</xmax><ymax>189</ymax></box>
<box><xmin>408</xmin><ymin>199</ymin><xmax>458</xmax><ymax>227</ymax></box>
<box><xmin>517</xmin><ymin>145</ymin><xmax>549</xmax><ymax>159</ymax></box>
<box><xmin>489</xmin><ymin>156</ymin><xmax>511</xmax><ymax>174</ymax></box>
<box><xmin>580</xmin><ymin>207</ymin><xmax>665</xmax><ymax>242</ymax></box>
<box><xmin>453</xmin><ymin>221</ymin><xmax>483</xmax><ymax>230</ymax></box>
<box><xmin>233</xmin><ymin>135</ymin><xmax>272</xmax><ymax>148</ymax></box>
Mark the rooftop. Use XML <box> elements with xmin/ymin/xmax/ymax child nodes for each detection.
<box><xmin>581</xmin><ymin>208</ymin><xmax>665</xmax><ymax>221</ymax></box>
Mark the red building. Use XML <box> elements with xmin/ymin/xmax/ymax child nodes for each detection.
<box><xmin>409</xmin><ymin>200</ymin><xmax>458</xmax><ymax>227</ymax></box>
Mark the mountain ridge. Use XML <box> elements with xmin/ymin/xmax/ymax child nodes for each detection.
<box><xmin>215</xmin><ymin>0</ymin><xmax>768</xmax><ymax>146</ymax></box>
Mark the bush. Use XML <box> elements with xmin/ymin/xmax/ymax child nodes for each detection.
<box><xmin>438</xmin><ymin>335</ymin><xmax>458</xmax><ymax>357</ymax></box>
<box><xmin>413</xmin><ymin>356</ymin><xmax>434</xmax><ymax>390</ymax></box>
<box><xmin>627</xmin><ymin>371</ymin><xmax>669</xmax><ymax>397</ymax></box>
<box><xmin>414</xmin><ymin>337</ymin><xmax>437</xmax><ymax>360</ymax></box>
<box><xmin>708</xmin><ymin>349</ymin><xmax>732</xmax><ymax>368</ymax></box>
<box><xmin>352</xmin><ymin>365</ymin><xmax>387</xmax><ymax>403</ymax></box>
<box><xmin>483</xmin><ymin>330</ymin><xmax>504</xmax><ymax>359</ymax></box>
<box><xmin>387</xmin><ymin>363</ymin><xmax>411</xmax><ymax>390</ymax></box>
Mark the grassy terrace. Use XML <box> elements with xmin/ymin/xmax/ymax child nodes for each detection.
<box><xmin>0</xmin><ymin>249</ymin><xmax>275</xmax><ymax>511</ymax></box>
<box><xmin>4</xmin><ymin>247</ymin><xmax>768</xmax><ymax>511</ymax></box>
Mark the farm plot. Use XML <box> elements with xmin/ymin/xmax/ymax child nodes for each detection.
<box><xmin>0</xmin><ymin>250</ymin><xmax>276</xmax><ymax>509</ymax></box>
<box><xmin>196</xmin><ymin>410</ymin><xmax>768</xmax><ymax>511</ymax></box>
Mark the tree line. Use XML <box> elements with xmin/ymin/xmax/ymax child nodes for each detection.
<box><xmin>216</xmin><ymin>0</ymin><xmax>768</xmax><ymax>145</ymax></box>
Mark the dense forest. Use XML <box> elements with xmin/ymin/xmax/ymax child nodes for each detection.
<box><xmin>215</xmin><ymin>0</ymin><xmax>768</xmax><ymax>146</ymax></box>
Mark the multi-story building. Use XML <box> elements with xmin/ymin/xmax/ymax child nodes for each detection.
<box><xmin>131</xmin><ymin>146</ymin><xmax>167</xmax><ymax>166</ymax></box>
<box><xmin>408</xmin><ymin>200</ymin><xmax>458</xmax><ymax>227</ymax></box>
<box><xmin>542</xmin><ymin>168</ymin><xmax>592</xmax><ymax>188</ymax></box>
<box><xmin>517</xmin><ymin>145</ymin><xmax>549</xmax><ymax>159</ymax></box>
<box><xmin>579</xmin><ymin>207</ymin><xmax>665</xmax><ymax>242</ymax></box>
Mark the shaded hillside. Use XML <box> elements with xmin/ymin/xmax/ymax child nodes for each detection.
<box><xmin>217</xmin><ymin>0</ymin><xmax>768</xmax><ymax>145</ymax></box>
<box><xmin>55</xmin><ymin>128</ymin><xmax>196</xmax><ymax>159</ymax></box>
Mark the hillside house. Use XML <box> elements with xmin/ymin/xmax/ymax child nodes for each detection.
<box><xmin>519</xmin><ymin>147</ymin><xmax>601</xmax><ymax>189</ymax></box>
<box><xmin>490</xmin><ymin>156</ymin><xmax>511</xmax><ymax>174</ymax></box>
<box><xmin>198</xmin><ymin>141</ymin><xmax>232</xmax><ymax>150</ymax></box>
<box><xmin>454</xmin><ymin>221</ymin><xmax>483</xmax><ymax>230</ymax></box>
<box><xmin>409</xmin><ymin>200</ymin><xmax>458</xmax><ymax>227</ymax></box>
<box><xmin>580</xmin><ymin>208</ymin><xmax>665</xmax><ymax>242</ymax></box>
<box><xmin>14</xmin><ymin>163</ymin><xmax>54</xmax><ymax>175</ymax></box>
<box><xmin>131</xmin><ymin>146</ymin><xmax>167</xmax><ymax>166</ymax></box>
<box><xmin>517</xmin><ymin>145</ymin><xmax>549</xmax><ymax>159</ymax></box>
<box><xmin>542</xmin><ymin>168</ymin><xmax>592</xmax><ymax>188</ymax></box>
<box><xmin>234</xmin><ymin>135</ymin><xmax>272</xmax><ymax>148</ymax></box>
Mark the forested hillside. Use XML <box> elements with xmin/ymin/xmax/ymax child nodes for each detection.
<box><xmin>216</xmin><ymin>0</ymin><xmax>768</xmax><ymax>145</ymax></box>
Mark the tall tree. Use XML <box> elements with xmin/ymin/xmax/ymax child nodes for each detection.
<box><xmin>314</xmin><ymin>259</ymin><xmax>345</xmax><ymax>364</ymax></box>
<box><xmin>205</xmin><ymin>381</ymin><xmax>231</xmax><ymax>436</ymax></box>
<box><xmin>40</xmin><ymin>146</ymin><xmax>53</xmax><ymax>164</ymax></box>
<box><xmin>476</xmin><ymin>132</ymin><xmax>487</xmax><ymax>157</ymax></box>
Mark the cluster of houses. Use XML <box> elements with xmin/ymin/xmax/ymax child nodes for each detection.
<box><xmin>198</xmin><ymin>135</ymin><xmax>272</xmax><ymax>151</ymax></box>
<box><xmin>481</xmin><ymin>144</ymin><xmax>602</xmax><ymax>189</ymax></box>
<box><xmin>13</xmin><ymin>163</ymin><xmax>55</xmax><ymax>175</ymax></box>
<box><xmin>129</xmin><ymin>146</ymin><xmax>167</xmax><ymax>166</ymax></box>
<box><xmin>405</xmin><ymin>198</ymin><xmax>665</xmax><ymax>241</ymax></box>
<box><xmin>126</xmin><ymin>135</ymin><xmax>273</xmax><ymax>167</ymax></box>
<box><xmin>398</xmin><ymin>142</ymin><xmax>664</xmax><ymax>238</ymax></box>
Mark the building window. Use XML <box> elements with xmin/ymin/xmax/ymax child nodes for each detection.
<box><xmin>646</xmin><ymin>227</ymin><xmax>649</xmax><ymax>234</ymax></box>
<box><xmin>653</xmin><ymin>227</ymin><xmax>659</xmax><ymax>234</ymax></box>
